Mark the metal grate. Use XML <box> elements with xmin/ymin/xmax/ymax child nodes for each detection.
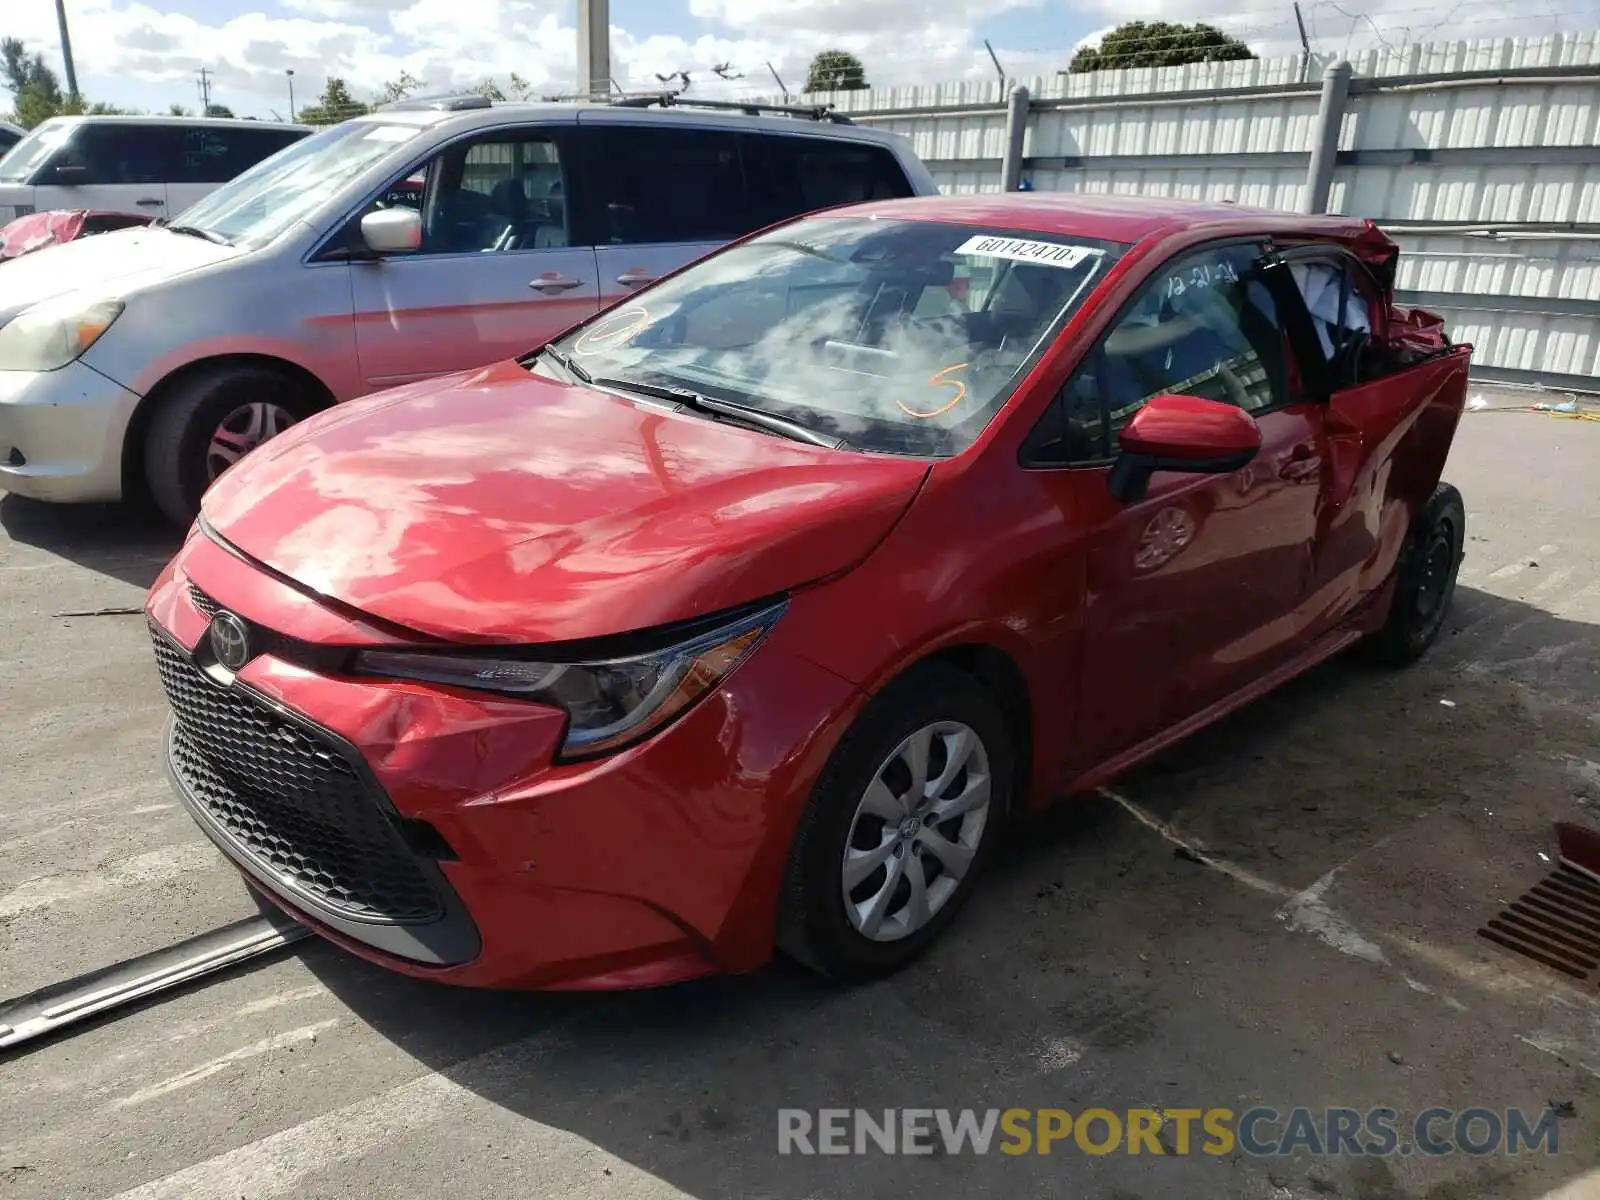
<box><xmin>1479</xmin><ymin>865</ymin><xmax>1600</xmax><ymax>981</ymax></box>
<box><xmin>151</xmin><ymin>627</ymin><xmax>443</xmax><ymax>925</ymax></box>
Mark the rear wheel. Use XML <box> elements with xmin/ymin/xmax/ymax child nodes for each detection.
<box><xmin>1361</xmin><ymin>482</ymin><xmax>1465</xmax><ymax>665</ymax></box>
<box><xmin>143</xmin><ymin>365</ymin><xmax>316</xmax><ymax>528</ymax></box>
<box><xmin>777</xmin><ymin>662</ymin><xmax>1014</xmax><ymax>980</ymax></box>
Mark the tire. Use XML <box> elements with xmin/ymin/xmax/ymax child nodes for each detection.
<box><xmin>1360</xmin><ymin>482</ymin><xmax>1466</xmax><ymax>666</ymax></box>
<box><xmin>143</xmin><ymin>365</ymin><xmax>317</xmax><ymax>528</ymax></box>
<box><xmin>776</xmin><ymin>662</ymin><xmax>1015</xmax><ymax>980</ymax></box>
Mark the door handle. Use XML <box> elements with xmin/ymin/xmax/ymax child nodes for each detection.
<box><xmin>529</xmin><ymin>274</ymin><xmax>584</xmax><ymax>293</ymax></box>
<box><xmin>616</xmin><ymin>270</ymin><xmax>657</xmax><ymax>287</ymax></box>
<box><xmin>136</xmin><ymin>197</ymin><xmax>165</xmax><ymax>207</ymax></box>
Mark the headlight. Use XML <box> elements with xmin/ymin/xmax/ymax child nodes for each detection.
<box><xmin>352</xmin><ymin>600</ymin><xmax>785</xmax><ymax>759</ymax></box>
<box><xmin>0</xmin><ymin>296</ymin><xmax>124</xmax><ymax>372</ymax></box>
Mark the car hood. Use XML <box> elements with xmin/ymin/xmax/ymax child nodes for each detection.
<box><xmin>201</xmin><ymin>361</ymin><xmax>931</xmax><ymax>644</ymax></box>
<box><xmin>0</xmin><ymin>225</ymin><xmax>239</xmax><ymax>323</ymax></box>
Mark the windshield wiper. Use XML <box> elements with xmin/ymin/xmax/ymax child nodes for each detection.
<box><xmin>164</xmin><ymin>224</ymin><xmax>232</xmax><ymax>246</ymax></box>
<box><xmin>592</xmin><ymin>376</ymin><xmax>844</xmax><ymax>450</ymax></box>
<box><xmin>539</xmin><ymin>345</ymin><xmax>593</xmax><ymax>385</ymax></box>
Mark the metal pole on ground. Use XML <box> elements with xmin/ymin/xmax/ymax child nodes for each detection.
<box><xmin>1000</xmin><ymin>84</ymin><xmax>1029</xmax><ymax>192</ymax></box>
<box><xmin>1303</xmin><ymin>59</ymin><xmax>1352</xmax><ymax>215</ymax></box>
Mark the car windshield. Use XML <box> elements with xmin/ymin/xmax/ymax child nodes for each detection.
<box><xmin>0</xmin><ymin>120</ymin><xmax>74</xmax><ymax>183</ymax></box>
<box><xmin>546</xmin><ymin>216</ymin><xmax>1126</xmax><ymax>456</ymax></box>
<box><xmin>167</xmin><ymin>120</ymin><xmax>423</xmax><ymax>248</ymax></box>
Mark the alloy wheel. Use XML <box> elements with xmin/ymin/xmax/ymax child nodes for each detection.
<box><xmin>206</xmin><ymin>402</ymin><xmax>296</xmax><ymax>481</ymax></box>
<box><xmin>841</xmin><ymin>720</ymin><xmax>992</xmax><ymax>943</ymax></box>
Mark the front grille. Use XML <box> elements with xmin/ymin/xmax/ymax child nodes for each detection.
<box><xmin>151</xmin><ymin>628</ymin><xmax>444</xmax><ymax>924</ymax></box>
<box><xmin>188</xmin><ymin>585</ymin><xmax>219</xmax><ymax>619</ymax></box>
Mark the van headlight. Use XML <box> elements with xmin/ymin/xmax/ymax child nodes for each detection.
<box><xmin>0</xmin><ymin>297</ymin><xmax>124</xmax><ymax>372</ymax></box>
<box><xmin>352</xmin><ymin>600</ymin><xmax>785</xmax><ymax>759</ymax></box>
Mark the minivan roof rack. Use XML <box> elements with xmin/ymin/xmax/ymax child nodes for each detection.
<box><xmin>378</xmin><ymin>92</ymin><xmax>494</xmax><ymax>112</ymax></box>
<box><xmin>609</xmin><ymin>93</ymin><xmax>855</xmax><ymax>125</ymax></box>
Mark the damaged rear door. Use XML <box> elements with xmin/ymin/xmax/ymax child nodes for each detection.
<box><xmin>1257</xmin><ymin>238</ymin><xmax>1474</xmax><ymax>637</ymax></box>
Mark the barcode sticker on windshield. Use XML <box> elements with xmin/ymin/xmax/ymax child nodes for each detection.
<box><xmin>956</xmin><ymin>236</ymin><xmax>1101</xmax><ymax>269</ymax></box>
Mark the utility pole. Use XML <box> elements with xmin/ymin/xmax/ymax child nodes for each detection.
<box><xmin>286</xmin><ymin>69</ymin><xmax>296</xmax><ymax>121</ymax></box>
<box><xmin>54</xmin><ymin>0</ymin><xmax>80</xmax><ymax>101</ymax></box>
<box><xmin>197</xmin><ymin>67</ymin><xmax>213</xmax><ymax>112</ymax></box>
<box><xmin>1293</xmin><ymin>2</ymin><xmax>1313</xmax><ymax>83</ymax></box>
<box><xmin>983</xmin><ymin>39</ymin><xmax>1007</xmax><ymax>88</ymax></box>
<box><xmin>576</xmin><ymin>0</ymin><xmax>610</xmax><ymax>101</ymax></box>
<box><xmin>765</xmin><ymin>61</ymin><xmax>788</xmax><ymax>102</ymax></box>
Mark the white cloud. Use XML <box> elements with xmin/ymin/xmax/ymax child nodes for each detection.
<box><xmin>2</xmin><ymin>0</ymin><xmax>1580</xmax><ymax>116</ymax></box>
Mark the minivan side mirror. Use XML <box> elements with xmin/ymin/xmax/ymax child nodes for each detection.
<box><xmin>1108</xmin><ymin>393</ymin><xmax>1262</xmax><ymax>503</ymax></box>
<box><xmin>359</xmin><ymin>208</ymin><xmax>422</xmax><ymax>256</ymax></box>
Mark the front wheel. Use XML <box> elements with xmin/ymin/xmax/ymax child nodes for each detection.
<box><xmin>776</xmin><ymin>662</ymin><xmax>1014</xmax><ymax>980</ymax></box>
<box><xmin>1361</xmin><ymin>482</ymin><xmax>1466</xmax><ymax>666</ymax></box>
<box><xmin>143</xmin><ymin>365</ymin><xmax>316</xmax><ymax>527</ymax></box>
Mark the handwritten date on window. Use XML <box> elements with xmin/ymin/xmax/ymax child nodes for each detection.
<box><xmin>1165</xmin><ymin>259</ymin><xmax>1239</xmax><ymax>299</ymax></box>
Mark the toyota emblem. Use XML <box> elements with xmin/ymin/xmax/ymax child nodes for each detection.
<box><xmin>208</xmin><ymin>611</ymin><xmax>251</xmax><ymax>672</ymax></box>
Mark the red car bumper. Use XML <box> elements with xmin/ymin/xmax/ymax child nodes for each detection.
<box><xmin>146</xmin><ymin>533</ymin><xmax>863</xmax><ymax>990</ymax></box>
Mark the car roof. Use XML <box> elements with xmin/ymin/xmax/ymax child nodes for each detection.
<box><xmin>349</xmin><ymin>100</ymin><xmax>904</xmax><ymax>147</ymax></box>
<box><xmin>845</xmin><ymin>192</ymin><xmax>1375</xmax><ymax>246</ymax></box>
<box><xmin>41</xmin><ymin>115</ymin><xmax>311</xmax><ymax>133</ymax></box>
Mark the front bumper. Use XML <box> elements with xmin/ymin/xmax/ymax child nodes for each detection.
<box><xmin>145</xmin><ymin>531</ymin><xmax>865</xmax><ymax>990</ymax></box>
<box><xmin>0</xmin><ymin>361</ymin><xmax>139</xmax><ymax>503</ymax></box>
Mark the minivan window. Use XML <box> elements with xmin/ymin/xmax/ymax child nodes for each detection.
<box><xmin>0</xmin><ymin>121</ymin><xmax>75</xmax><ymax>183</ymax></box>
<box><xmin>588</xmin><ymin>125</ymin><xmax>748</xmax><ymax>245</ymax></box>
<box><xmin>741</xmin><ymin>135</ymin><xmax>913</xmax><ymax>228</ymax></box>
<box><xmin>399</xmin><ymin>133</ymin><xmax>570</xmax><ymax>254</ymax></box>
<box><xmin>170</xmin><ymin>120</ymin><xmax>422</xmax><ymax>248</ymax></box>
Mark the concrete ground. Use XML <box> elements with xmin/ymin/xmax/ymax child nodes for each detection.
<box><xmin>3</xmin><ymin>404</ymin><xmax>1600</xmax><ymax>1200</ymax></box>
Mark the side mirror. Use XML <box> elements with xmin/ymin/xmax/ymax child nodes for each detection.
<box><xmin>359</xmin><ymin>208</ymin><xmax>422</xmax><ymax>256</ymax></box>
<box><xmin>51</xmin><ymin>162</ymin><xmax>89</xmax><ymax>185</ymax></box>
<box><xmin>1108</xmin><ymin>393</ymin><xmax>1262</xmax><ymax>503</ymax></box>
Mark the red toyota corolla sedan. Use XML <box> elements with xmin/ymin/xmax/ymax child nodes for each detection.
<box><xmin>145</xmin><ymin>193</ymin><xmax>1472</xmax><ymax>990</ymax></box>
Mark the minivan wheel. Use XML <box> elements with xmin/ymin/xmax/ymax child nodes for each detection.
<box><xmin>776</xmin><ymin>662</ymin><xmax>1014</xmax><ymax>980</ymax></box>
<box><xmin>1360</xmin><ymin>482</ymin><xmax>1466</xmax><ymax>666</ymax></box>
<box><xmin>143</xmin><ymin>365</ymin><xmax>316</xmax><ymax>528</ymax></box>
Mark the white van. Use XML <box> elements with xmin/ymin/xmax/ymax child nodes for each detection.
<box><xmin>0</xmin><ymin>115</ymin><xmax>311</xmax><ymax>226</ymax></box>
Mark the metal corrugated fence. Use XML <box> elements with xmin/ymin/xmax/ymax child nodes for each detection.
<box><xmin>775</xmin><ymin>32</ymin><xmax>1600</xmax><ymax>390</ymax></box>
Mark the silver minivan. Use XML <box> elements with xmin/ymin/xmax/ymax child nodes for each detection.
<box><xmin>0</xmin><ymin>115</ymin><xmax>311</xmax><ymax>225</ymax></box>
<box><xmin>0</xmin><ymin>96</ymin><xmax>936</xmax><ymax>525</ymax></box>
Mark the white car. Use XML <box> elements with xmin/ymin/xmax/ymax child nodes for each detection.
<box><xmin>0</xmin><ymin>95</ymin><xmax>937</xmax><ymax>525</ymax></box>
<box><xmin>0</xmin><ymin>115</ymin><xmax>310</xmax><ymax>226</ymax></box>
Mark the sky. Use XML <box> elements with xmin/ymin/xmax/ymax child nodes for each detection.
<box><xmin>3</xmin><ymin>0</ymin><xmax>1596</xmax><ymax>120</ymax></box>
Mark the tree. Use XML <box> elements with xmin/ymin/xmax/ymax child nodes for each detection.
<box><xmin>296</xmin><ymin>76</ymin><xmax>368</xmax><ymax>124</ymax></box>
<box><xmin>1068</xmin><ymin>21</ymin><xmax>1254</xmax><ymax>73</ymax></box>
<box><xmin>204</xmin><ymin>102</ymin><xmax>235</xmax><ymax>118</ymax></box>
<box><xmin>804</xmin><ymin>49</ymin><xmax>868</xmax><ymax>93</ymax></box>
<box><xmin>374</xmin><ymin>70</ymin><xmax>424</xmax><ymax>105</ymax></box>
<box><xmin>3</xmin><ymin>35</ymin><xmax>65</xmax><ymax>127</ymax></box>
<box><xmin>168</xmin><ymin>102</ymin><xmax>192</xmax><ymax>115</ymax></box>
<box><xmin>2</xmin><ymin>37</ymin><xmax>63</xmax><ymax>103</ymax></box>
<box><xmin>3</xmin><ymin>35</ymin><xmax>128</xmax><ymax>125</ymax></box>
